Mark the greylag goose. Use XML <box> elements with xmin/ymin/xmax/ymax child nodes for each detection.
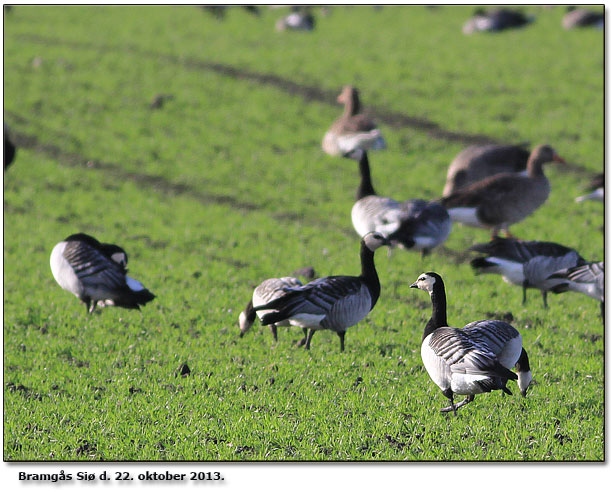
<box><xmin>322</xmin><ymin>86</ymin><xmax>386</xmax><ymax>157</ymax></box>
<box><xmin>50</xmin><ymin>233</ymin><xmax>155</xmax><ymax>313</ymax></box>
<box><xmin>469</xmin><ymin>237</ymin><xmax>587</xmax><ymax>308</ymax></box>
<box><xmin>239</xmin><ymin>276</ymin><xmax>308</xmax><ymax>343</ymax></box>
<box><xmin>440</xmin><ymin>144</ymin><xmax>565</xmax><ymax>238</ymax></box>
<box><xmin>350</xmin><ymin>150</ymin><xmax>451</xmax><ymax>257</ymax></box>
<box><xmin>562</xmin><ymin>7</ymin><xmax>603</xmax><ymax>29</ymax></box>
<box><xmin>575</xmin><ymin>173</ymin><xmax>604</xmax><ymax>203</ymax></box>
<box><xmin>410</xmin><ymin>272</ymin><xmax>532</xmax><ymax>415</ymax></box>
<box><xmin>463</xmin><ymin>8</ymin><xmax>532</xmax><ymax>34</ymax></box>
<box><xmin>443</xmin><ymin>143</ymin><xmax>530</xmax><ymax>196</ymax></box>
<box><xmin>253</xmin><ymin>232</ymin><xmax>390</xmax><ymax>352</ymax></box>
<box><xmin>548</xmin><ymin>261</ymin><xmax>604</xmax><ymax>318</ymax></box>
<box><xmin>4</xmin><ymin>122</ymin><xmax>16</xmax><ymax>170</ymax></box>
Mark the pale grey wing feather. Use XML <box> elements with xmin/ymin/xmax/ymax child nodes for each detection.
<box><xmin>253</xmin><ymin>277</ymin><xmax>303</xmax><ymax>305</ymax></box>
<box><xmin>320</xmin><ymin>283</ymin><xmax>372</xmax><ymax>331</ymax></box>
<box><xmin>524</xmin><ymin>251</ymin><xmax>584</xmax><ymax>287</ymax></box>
<box><xmin>461</xmin><ymin>320</ymin><xmax>520</xmax><ymax>357</ymax></box>
<box><xmin>63</xmin><ymin>241</ymin><xmax>126</xmax><ymax>291</ymax></box>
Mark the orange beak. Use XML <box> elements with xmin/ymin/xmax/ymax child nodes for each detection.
<box><xmin>552</xmin><ymin>154</ymin><xmax>566</xmax><ymax>164</ymax></box>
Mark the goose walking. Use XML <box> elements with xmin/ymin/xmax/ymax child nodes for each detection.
<box><xmin>469</xmin><ymin>237</ymin><xmax>587</xmax><ymax>308</ymax></box>
<box><xmin>410</xmin><ymin>272</ymin><xmax>532</xmax><ymax>415</ymax></box>
<box><xmin>443</xmin><ymin>143</ymin><xmax>530</xmax><ymax>196</ymax></box>
<box><xmin>350</xmin><ymin>150</ymin><xmax>451</xmax><ymax>257</ymax></box>
<box><xmin>440</xmin><ymin>144</ymin><xmax>565</xmax><ymax>238</ymax></box>
<box><xmin>253</xmin><ymin>232</ymin><xmax>390</xmax><ymax>352</ymax></box>
<box><xmin>238</xmin><ymin>276</ymin><xmax>309</xmax><ymax>343</ymax></box>
<box><xmin>50</xmin><ymin>233</ymin><xmax>155</xmax><ymax>313</ymax></box>
<box><xmin>548</xmin><ymin>262</ymin><xmax>604</xmax><ymax>318</ymax></box>
<box><xmin>322</xmin><ymin>86</ymin><xmax>386</xmax><ymax>157</ymax></box>
<box><xmin>575</xmin><ymin>173</ymin><xmax>604</xmax><ymax>203</ymax></box>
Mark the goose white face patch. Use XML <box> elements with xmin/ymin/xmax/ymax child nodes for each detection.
<box><xmin>415</xmin><ymin>274</ymin><xmax>436</xmax><ymax>293</ymax></box>
<box><xmin>111</xmin><ymin>252</ymin><xmax>127</xmax><ymax>268</ymax></box>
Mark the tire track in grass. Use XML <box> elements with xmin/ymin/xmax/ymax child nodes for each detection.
<box><xmin>12</xmin><ymin>34</ymin><xmax>596</xmax><ymax>176</ymax></box>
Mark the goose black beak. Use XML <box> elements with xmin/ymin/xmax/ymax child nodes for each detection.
<box><xmin>409</xmin><ymin>282</ymin><xmax>418</xmax><ymax>289</ymax></box>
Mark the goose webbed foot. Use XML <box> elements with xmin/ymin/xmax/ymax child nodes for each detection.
<box><xmin>440</xmin><ymin>395</ymin><xmax>474</xmax><ymax>415</ymax></box>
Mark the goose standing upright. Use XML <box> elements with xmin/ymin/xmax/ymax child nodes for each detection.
<box><xmin>350</xmin><ymin>150</ymin><xmax>451</xmax><ymax>257</ymax></box>
<box><xmin>469</xmin><ymin>237</ymin><xmax>587</xmax><ymax>308</ymax></box>
<box><xmin>253</xmin><ymin>232</ymin><xmax>390</xmax><ymax>352</ymax></box>
<box><xmin>238</xmin><ymin>276</ymin><xmax>309</xmax><ymax>344</ymax></box>
<box><xmin>410</xmin><ymin>272</ymin><xmax>532</xmax><ymax>415</ymax></box>
<box><xmin>548</xmin><ymin>261</ymin><xmax>604</xmax><ymax>318</ymax></box>
<box><xmin>440</xmin><ymin>144</ymin><xmax>565</xmax><ymax>238</ymax></box>
<box><xmin>443</xmin><ymin>143</ymin><xmax>531</xmax><ymax>196</ymax></box>
<box><xmin>50</xmin><ymin>233</ymin><xmax>155</xmax><ymax>313</ymax></box>
<box><xmin>322</xmin><ymin>86</ymin><xmax>386</xmax><ymax>157</ymax></box>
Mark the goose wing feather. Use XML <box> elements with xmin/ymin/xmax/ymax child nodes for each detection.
<box><xmin>469</xmin><ymin>238</ymin><xmax>583</xmax><ymax>263</ymax></box>
<box><xmin>63</xmin><ymin>240</ymin><xmax>127</xmax><ymax>292</ymax></box>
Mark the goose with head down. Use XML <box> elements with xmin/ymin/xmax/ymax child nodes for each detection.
<box><xmin>440</xmin><ymin>144</ymin><xmax>565</xmax><ymax>238</ymax></box>
<box><xmin>253</xmin><ymin>232</ymin><xmax>390</xmax><ymax>352</ymax></box>
<box><xmin>322</xmin><ymin>86</ymin><xmax>386</xmax><ymax>157</ymax></box>
<box><xmin>548</xmin><ymin>261</ymin><xmax>604</xmax><ymax>318</ymax></box>
<box><xmin>410</xmin><ymin>272</ymin><xmax>532</xmax><ymax>416</ymax></box>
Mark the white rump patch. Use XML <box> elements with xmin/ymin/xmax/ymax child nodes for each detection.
<box><xmin>448</xmin><ymin>208</ymin><xmax>484</xmax><ymax>228</ymax></box>
<box><xmin>126</xmin><ymin>276</ymin><xmax>145</xmax><ymax>292</ymax></box>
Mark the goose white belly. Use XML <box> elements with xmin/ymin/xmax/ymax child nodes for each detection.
<box><xmin>284</xmin><ymin>313</ymin><xmax>326</xmax><ymax>329</ymax></box>
<box><xmin>50</xmin><ymin>242</ymin><xmax>84</xmax><ymax>298</ymax></box>
<box><xmin>480</xmin><ymin>257</ymin><xmax>526</xmax><ymax>286</ymax></box>
<box><xmin>336</xmin><ymin>130</ymin><xmax>386</xmax><ymax>154</ymax></box>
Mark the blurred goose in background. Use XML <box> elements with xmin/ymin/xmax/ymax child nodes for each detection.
<box><xmin>440</xmin><ymin>144</ymin><xmax>565</xmax><ymax>238</ymax></box>
<box><xmin>350</xmin><ymin>150</ymin><xmax>451</xmax><ymax>257</ymax></box>
<box><xmin>443</xmin><ymin>143</ymin><xmax>531</xmax><ymax>196</ymax></box>
<box><xmin>322</xmin><ymin>85</ymin><xmax>386</xmax><ymax>157</ymax></box>
<box><xmin>575</xmin><ymin>173</ymin><xmax>604</xmax><ymax>203</ymax></box>
<box><xmin>562</xmin><ymin>7</ymin><xmax>604</xmax><ymax>29</ymax></box>
<box><xmin>50</xmin><ymin>233</ymin><xmax>155</xmax><ymax>313</ymax></box>
<box><xmin>239</xmin><ymin>276</ymin><xmax>309</xmax><ymax>343</ymax></box>
<box><xmin>4</xmin><ymin>122</ymin><xmax>16</xmax><ymax>170</ymax></box>
<box><xmin>548</xmin><ymin>262</ymin><xmax>604</xmax><ymax>318</ymax></box>
<box><xmin>276</xmin><ymin>6</ymin><xmax>315</xmax><ymax>31</ymax></box>
<box><xmin>469</xmin><ymin>237</ymin><xmax>587</xmax><ymax>308</ymax></box>
<box><xmin>463</xmin><ymin>7</ymin><xmax>532</xmax><ymax>34</ymax></box>
<box><xmin>253</xmin><ymin>232</ymin><xmax>390</xmax><ymax>352</ymax></box>
<box><xmin>410</xmin><ymin>272</ymin><xmax>532</xmax><ymax>415</ymax></box>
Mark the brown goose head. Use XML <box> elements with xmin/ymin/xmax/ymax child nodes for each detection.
<box><xmin>337</xmin><ymin>85</ymin><xmax>361</xmax><ymax>115</ymax></box>
<box><xmin>527</xmin><ymin>144</ymin><xmax>565</xmax><ymax>177</ymax></box>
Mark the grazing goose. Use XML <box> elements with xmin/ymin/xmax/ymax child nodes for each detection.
<box><xmin>410</xmin><ymin>272</ymin><xmax>532</xmax><ymax>415</ymax></box>
<box><xmin>548</xmin><ymin>262</ymin><xmax>604</xmax><ymax>318</ymax></box>
<box><xmin>50</xmin><ymin>233</ymin><xmax>155</xmax><ymax>313</ymax></box>
<box><xmin>322</xmin><ymin>86</ymin><xmax>386</xmax><ymax>157</ymax></box>
<box><xmin>238</xmin><ymin>276</ymin><xmax>309</xmax><ymax>344</ymax></box>
<box><xmin>562</xmin><ymin>7</ymin><xmax>604</xmax><ymax>30</ymax></box>
<box><xmin>4</xmin><ymin>122</ymin><xmax>16</xmax><ymax>170</ymax></box>
<box><xmin>253</xmin><ymin>232</ymin><xmax>390</xmax><ymax>352</ymax></box>
<box><xmin>443</xmin><ymin>143</ymin><xmax>530</xmax><ymax>196</ymax></box>
<box><xmin>575</xmin><ymin>173</ymin><xmax>604</xmax><ymax>203</ymax></box>
<box><xmin>350</xmin><ymin>150</ymin><xmax>451</xmax><ymax>257</ymax></box>
<box><xmin>440</xmin><ymin>144</ymin><xmax>565</xmax><ymax>238</ymax></box>
<box><xmin>462</xmin><ymin>8</ymin><xmax>532</xmax><ymax>34</ymax></box>
<box><xmin>469</xmin><ymin>237</ymin><xmax>587</xmax><ymax>308</ymax></box>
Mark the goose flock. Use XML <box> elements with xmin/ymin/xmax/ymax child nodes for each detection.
<box><xmin>24</xmin><ymin>6</ymin><xmax>601</xmax><ymax>418</ymax></box>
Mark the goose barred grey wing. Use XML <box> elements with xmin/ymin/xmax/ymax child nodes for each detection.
<box><xmin>548</xmin><ymin>261</ymin><xmax>604</xmax><ymax>302</ymax></box>
<box><xmin>469</xmin><ymin>238</ymin><xmax>584</xmax><ymax>263</ymax></box>
<box><xmin>461</xmin><ymin>320</ymin><xmax>519</xmax><ymax>354</ymax></box>
<box><xmin>427</xmin><ymin>327</ymin><xmax>517</xmax><ymax>380</ymax></box>
<box><xmin>63</xmin><ymin>240</ymin><xmax>128</xmax><ymax>292</ymax></box>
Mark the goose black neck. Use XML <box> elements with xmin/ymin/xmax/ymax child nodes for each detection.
<box><xmin>356</xmin><ymin>152</ymin><xmax>376</xmax><ymax>200</ymax></box>
<box><xmin>423</xmin><ymin>278</ymin><xmax>448</xmax><ymax>341</ymax></box>
<box><xmin>360</xmin><ymin>241</ymin><xmax>381</xmax><ymax>310</ymax></box>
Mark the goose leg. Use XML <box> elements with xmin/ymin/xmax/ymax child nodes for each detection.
<box><xmin>541</xmin><ymin>290</ymin><xmax>548</xmax><ymax>309</ymax></box>
<box><xmin>87</xmin><ymin>298</ymin><xmax>96</xmax><ymax>314</ymax></box>
<box><xmin>296</xmin><ymin>328</ymin><xmax>308</xmax><ymax>347</ymax></box>
<box><xmin>440</xmin><ymin>389</ymin><xmax>458</xmax><ymax>416</ymax></box>
<box><xmin>421</xmin><ymin>249</ymin><xmax>430</xmax><ymax>259</ymax></box>
<box><xmin>441</xmin><ymin>394</ymin><xmax>474</xmax><ymax>414</ymax></box>
<box><xmin>337</xmin><ymin>331</ymin><xmax>345</xmax><ymax>352</ymax></box>
<box><xmin>304</xmin><ymin>329</ymin><xmax>315</xmax><ymax>350</ymax></box>
<box><xmin>522</xmin><ymin>282</ymin><xmax>528</xmax><ymax>305</ymax></box>
<box><xmin>269</xmin><ymin>324</ymin><xmax>278</xmax><ymax>342</ymax></box>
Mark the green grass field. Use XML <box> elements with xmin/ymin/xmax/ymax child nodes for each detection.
<box><xmin>3</xmin><ymin>5</ymin><xmax>604</xmax><ymax>461</ymax></box>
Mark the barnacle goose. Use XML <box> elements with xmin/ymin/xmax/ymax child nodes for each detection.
<box><xmin>50</xmin><ymin>233</ymin><xmax>155</xmax><ymax>313</ymax></box>
<box><xmin>469</xmin><ymin>237</ymin><xmax>587</xmax><ymax>308</ymax></box>
<box><xmin>253</xmin><ymin>232</ymin><xmax>390</xmax><ymax>352</ymax></box>
<box><xmin>322</xmin><ymin>86</ymin><xmax>386</xmax><ymax>157</ymax></box>
<box><xmin>440</xmin><ymin>145</ymin><xmax>565</xmax><ymax>238</ymax></box>
<box><xmin>350</xmin><ymin>150</ymin><xmax>451</xmax><ymax>257</ymax></box>
<box><xmin>410</xmin><ymin>272</ymin><xmax>532</xmax><ymax>415</ymax></box>
<box><xmin>548</xmin><ymin>262</ymin><xmax>604</xmax><ymax>318</ymax></box>
<box><xmin>239</xmin><ymin>276</ymin><xmax>309</xmax><ymax>344</ymax></box>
